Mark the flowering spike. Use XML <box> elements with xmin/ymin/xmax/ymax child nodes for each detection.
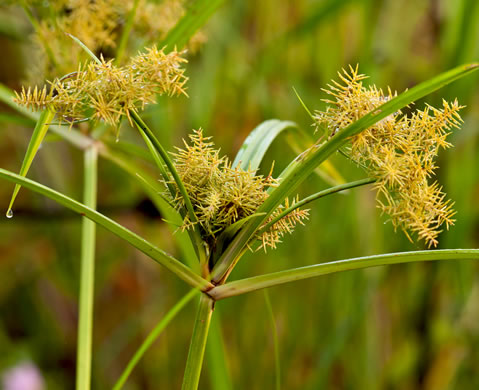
<box><xmin>314</xmin><ymin>66</ymin><xmax>463</xmax><ymax>247</ymax></box>
<box><xmin>167</xmin><ymin>129</ymin><xmax>308</xmax><ymax>252</ymax></box>
<box><xmin>14</xmin><ymin>46</ymin><xmax>188</xmax><ymax>126</ymax></box>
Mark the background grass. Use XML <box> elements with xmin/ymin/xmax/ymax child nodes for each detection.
<box><xmin>0</xmin><ymin>0</ymin><xmax>478</xmax><ymax>389</ymax></box>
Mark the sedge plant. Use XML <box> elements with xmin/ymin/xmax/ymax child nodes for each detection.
<box><xmin>1</xmin><ymin>1</ymin><xmax>479</xmax><ymax>389</ymax></box>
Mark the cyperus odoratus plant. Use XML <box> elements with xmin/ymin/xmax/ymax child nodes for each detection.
<box><xmin>314</xmin><ymin>65</ymin><xmax>463</xmax><ymax>247</ymax></box>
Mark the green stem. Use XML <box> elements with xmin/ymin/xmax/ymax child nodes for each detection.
<box><xmin>76</xmin><ymin>146</ymin><xmax>98</xmax><ymax>390</ymax></box>
<box><xmin>209</xmin><ymin>249</ymin><xmax>479</xmax><ymax>300</ymax></box>
<box><xmin>0</xmin><ymin>167</ymin><xmax>212</xmax><ymax>291</ymax></box>
<box><xmin>115</xmin><ymin>0</ymin><xmax>140</xmax><ymax>65</ymax></box>
<box><xmin>182</xmin><ymin>295</ymin><xmax>215</xmax><ymax>390</ymax></box>
<box><xmin>259</xmin><ymin>177</ymin><xmax>375</xmax><ymax>235</ymax></box>
<box><xmin>112</xmin><ymin>289</ymin><xmax>200</xmax><ymax>390</ymax></box>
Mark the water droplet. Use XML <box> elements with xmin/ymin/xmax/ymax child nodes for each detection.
<box><xmin>115</xmin><ymin>135</ymin><xmax>120</xmax><ymax>143</ymax></box>
<box><xmin>6</xmin><ymin>209</ymin><xmax>13</xmax><ymax>219</ymax></box>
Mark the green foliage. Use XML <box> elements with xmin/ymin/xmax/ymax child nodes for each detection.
<box><xmin>1</xmin><ymin>1</ymin><xmax>479</xmax><ymax>389</ymax></box>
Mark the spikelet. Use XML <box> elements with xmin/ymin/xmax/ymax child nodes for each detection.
<box><xmin>257</xmin><ymin>197</ymin><xmax>309</xmax><ymax>252</ymax></box>
<box><xmin>14</xmin><ymin>85</ymin><xmax>53</xmax><ymax>111</ymax></box>
<box><xmin>14</xmin><ymin>47</ymin><xmax>188</xmax><ymax>126</ymax></box>
<box><xmin>168</xmin><ymin>129</ymin><xmax>308</xmax><ymax>250</ymax></box>
<box><xmin>314</xmin><ymin>65</ymin><xmax>464</xmax><ymax>248</ymax></box>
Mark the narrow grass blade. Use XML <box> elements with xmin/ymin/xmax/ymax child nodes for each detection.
<box><xmin>212</xmin><ymin>213</ymin><xmax>266</xmax><ymax>264</ymax></box>
<box><xmin>130</xmin><ymin>110</ymin><xmax>206</xmax><ymax>265</ymax></box>
<box><xmin>264</xmin><ymin>290</ymin><xmax>281</xmax><ymax>390</ymax></box>
<box><xmin>209</xmin><ymin>249</ymin><xmax>479</xmax><ymax>300</ymax></box>
<box><xmin>161</xmin><ymin>0</ymin><xmax>225</xmax><ymax>51</ymax></box>
<box><xmin>0</xmin><ymin>168</ymin><xmax>213</xmax><ymax>291</ymax></box>
<box><xmin>181</xmin><ymin>295</ymin><xmax>215</xmax><ymax>390</ymax></box>
<box><xmin>259</xmin><ymin>178</ymin><xmax>375</xmax><ymax>235</ymax></box>
<box><xmin>112</xmin><ymin>289</ymin><xmax>199</xmax><ymax>390</ymax></box>
<box><xmin>133</xmin><ymin>115</ymin><xmax>176</xmax><ymax>195</ymax></box>
<box><xmin>6</xmin><ymin>107</ymin><xmax>55</xmax><ymax>218</ymax></box>
<box><xmin>100</xmin><ymin>147</ymin><xmax>199</xmax><ymax>271</ymax></box>
<box><xmin>232</xmin><ymin>119</ymin><xmax>298</xmax><ymax>170</ymax></box>
<box><xmin>66</xmin><ymin>33</ymin><xmax>102</xmax><ymax>64</ymax></box>
<box><xmin>233</xmin><ymin>119</ymin><xmax>344</xmax><ymax>187</ymax></box>
<box><xmin>76</xmin><ymin>147</ymin><xmax>98</xmax><ymax>390</ymax></box>
<box><xmin>210</xmin><ymin>63</ymin><xmax>479</xmax><ymax>283</ymax></box>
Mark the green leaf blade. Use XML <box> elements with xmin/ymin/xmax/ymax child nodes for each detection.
<box><xmin>0</xmin><ymin>167</ymin><xmax>212</xmax><ymax>291</ymax></box>
<box><xmin>232</xmin><ymin>119</ymin><xmax>298</xmax><ymax>171</ymax></box>
<box><xmin>210</xmin><ymin>249</ymin><xmax>479</xmax><ymax>300</ymax></box>
<box><xmin>6</xmin><ymin>107</ymin><xmax>55</xmax><ymax>217</ymax></box>
<box><xmin>112</xmin><ymin>289</ymin><xmax>199</xmax><ymax>390</ymax></box>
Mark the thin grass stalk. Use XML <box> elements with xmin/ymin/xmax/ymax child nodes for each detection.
<box><xmin>76</xmin><ymin>146</ymin><xmax>98</xmax><ymax>390</ymax></box>
<box><xmin>181</xmin><ymin>295</ymin><xmax>215</xmax><ymax>390</ymax></box>
<box><xmin>209</xmin><ymin>249</ymin><xmax>479</xmax><ymax>300</ymax></box>
<box><xmin>112</xmin><ymin>289</ymin><xmax>200</xmax><ymax>390</ymax></box>
<box><xmin>258</xmin><ymin>178</ymin><xmax>375</xmax><ymax>235</ymax></box>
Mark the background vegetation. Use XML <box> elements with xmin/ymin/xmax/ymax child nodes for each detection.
<box><xmin>0</xmin><ymin>0</ymin><xmax>478</xmax><ymax>389</ymax></box>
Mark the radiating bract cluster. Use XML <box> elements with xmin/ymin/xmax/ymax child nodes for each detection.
<box><xmin>314</xmin><ymin>65</ymin><xmax>463</xmax><ymax>247</ymax></box>
<box><xmin>14</xmin><ymin>46</ymin><xmax>187</xmax><ymax>126</ymax></box>
<box><xmin>169</xmin><ymin>130</ymin><xmax>309</xmax><ymax>251</ymax></box>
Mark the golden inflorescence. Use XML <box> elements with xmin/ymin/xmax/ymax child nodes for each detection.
<box><xmin>168</xmin><ymin>130</ymin><xmax>309</xmax><ymax>251</ymax></box>
<box><xmin>14</xmin><ymin>46</ymin><xmax>187</xmax><ymax>126</ymax></box>
<box><xmin>20</xmin><ymin>0</ymin><xmax>205</xmax><ymax>80</ymax></box>
<box><xmin>314</xmin><ymin>65</ymin><xmax>464</xmax><ymax>247</ymax></box>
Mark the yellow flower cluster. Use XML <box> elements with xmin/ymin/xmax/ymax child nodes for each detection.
<box><xmin>21</xmin><ymin>0</ymin><xmax>204</xmax><ymax>80</ymax></box>
<box><xmin>170</xmin><ymin>130</ymin><xmax>308</xmax><ymax>251</ymax></box>
<box><xmin>314</xmin><ymin>66</ymin><xmax>463</xmax><ymax>247</ymax></box>
<box><xmin>14</xmin><ymin>46</ymin><xmax>187</xmax><ymax>126</ymax></box>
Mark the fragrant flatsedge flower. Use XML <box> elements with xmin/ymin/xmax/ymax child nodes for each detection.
<box><xmin>168</xmin><ymin>129</ymin><xmax>309</xmax><ymax>251</ymax></box>
<box><xmin>14</xmin><ymin>46</ymin><xmax>187</xmax><ymax>126</ymax></box>
<box><xmin>314</xmin><ymin>65</ymin><xmax>463</xmax><ymax>247</ymax></box>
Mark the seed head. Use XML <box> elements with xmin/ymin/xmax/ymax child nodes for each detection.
<box><xmin>168</xmin><ymin>129</ymin><xmax>309</xmax><ymax>251</ymax></box>
<box><xmin>14</xmin><ymin>47</ymin><xmax>188</xmax><ymax>126</ymax></box>
<box><xmin>314</xmin><ymin>65</ymin><xmax>464</xmax><ymax>247</ymax></box>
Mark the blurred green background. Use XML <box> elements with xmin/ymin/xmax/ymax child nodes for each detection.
<box><xmin>1</xmin><ymin>0</ymin><xmax>479</xmax><ymax>389</ymax></box>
